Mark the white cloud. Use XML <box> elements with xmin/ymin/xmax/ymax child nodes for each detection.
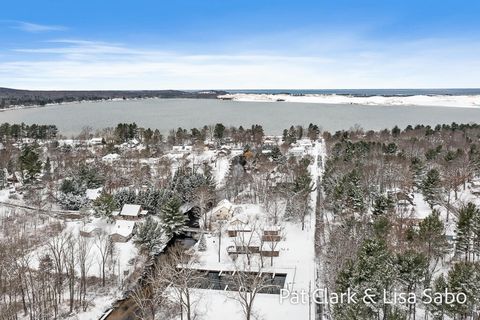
<box><xmin>11</xmin><ymin>21</ymin><xmax>67</xmax><ymax>33</ymax></box>
<box><xmin>0</xmin><ymin>37</ymin><xmax>479</xmax><ymax>90</ymax></box>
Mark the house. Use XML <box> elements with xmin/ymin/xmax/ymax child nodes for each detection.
<box><xmin>210</xmin><ymin>199</ymin><xmax>234</xmax><ymax>222</ymax></box>
<box><xmin>288</xmin><ymin>146</ymin><xmax>305</xmax><ymax>157</ymax></box>
<box><xmin>80</xmin><ymin>224</ymin><xmax>102</xmax><ymax>237</ymax></box>
<box><xmin>263</xmin><ymin>136</ymin><xmax>280</xmax><ymax>147</ymax></box>
<box><xmin>113</xmin><ymin>204</ymin><xmax>148</xmax><ymax>220</ymax></box>
<box><xmin>227</xmin><ymin>215</ymin><xmax>251</xmax><ymax>237</ymax></box>
<box><xmin>102</xmin><ymin>153</ymin><xmax>120</xmax><ymax>163</ymax></box>
<box><xmin>172</xmin><ymin>145</ymin><xmax>193</xmax><ymax>153</ymax></box>
<box><xmin>297</xmin><ymin>139</ymin><xmax>313</xmax><ymax>150</ymax></box>
<box><xmin>88</xmin><ymin>137</ymin><xmax>103</xmax><ymax>146</ymax></box>
<box><xmin>470</xmin><ymin>179</ymin><xmax>480</xmax><ymax>195</ymax></box>
<box><xmin>110</xmin><ymin>220</ymin><xmax>136</xmax><ymax>242</ymax></box>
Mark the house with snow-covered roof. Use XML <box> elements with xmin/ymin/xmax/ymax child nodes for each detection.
<box><xmin>110</xmin><ymin>220</ymin><xmax>136</xmax><ymax>242</ymax></box>
<box><xmin>113</xmin><ymin>204</ymin><xmax>148</xmax><ymax>220</ymax></box>
<box><xmin>102</xmin><ymin>153</ymin><xmax>120</xmax><ymax>163</ymax></box>
<box><xmin>210</xmin><ymin>199</ymin><xmax>234</xmax><ymax>222</ymax></box>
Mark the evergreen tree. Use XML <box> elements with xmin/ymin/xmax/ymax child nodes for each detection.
<box><xmin>93</xmin><ymin>192</ymin><xmax>117</xmax><ymax>218</ymax></box>
<box><xmin>114</xmin><ymin>189</ymin><xmax>137</xmax><ymax>208</ymax></box>
<box><xmin>421</xmin><ymin>169</ymin><xmax>442</xmax><ymax>208</ymax></box>
<box><xmin>18</xmin><ymin>145</ymin><xmax>42</xmax><ymax>182</ymax></box>
<box><xmin>446</xmin><ymin>262</ymin><xmax>479</xmax><ymax>318</ymax></box>
<box><xmin>198</xmin><ymin>232</ymin><xmax>207</xmax><ymax>251</ymax></box>
<box><xmin>455</xmin><ymin>202</ymin><xmax>478</xmax><ymax>261</ymax></box>
<box><xmin>428</xmin><ymin>275</ymin><xmax>449</xmax><ymax>320</ymax></box>
<box><xmin>43</xmin><ymin>157</ymin><xmax>51</xmax><ymax>178</ymax></box>
<box><xmin>372</xmin><ymin>194</ymin><xmax>395</xmax><ymax>216</ymax></box>
<box><xmin>0</xmin><ymin>169</ymin><xmax>5</xmax><ymax>188</ymax></box>
<box><xmin>417</xmin><ymin>210</ymin><xmax>448</xmax><ymax>260</ymax></box>
<box><xmin>335</xmin><ymin>239</ymin><xmax>397</xmax><ymax>319</ymax></box>
<box><xmin>160</xmin><ymin>197</ymin><xmax>187</xmax><ymax>236</ymax></box>
<box><xmin>213</xmin><ymin>123</ymin><xmax>225</xmax><ymax>141</ymax></box>
<box><xmin>396</xmin><ymin>251</ymin><xmax>428</xmax><ymax>317</ymax></box>
<box><xmin>134</xmin><ymin>216</ymin><xmax>164</xmax><ymax>253</ymax></box>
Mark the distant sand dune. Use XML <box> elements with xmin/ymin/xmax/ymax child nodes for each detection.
<box><xmin>219</xmin><ymin>93</ymin><xmax>480</xmax><ymax>108</ymax></box>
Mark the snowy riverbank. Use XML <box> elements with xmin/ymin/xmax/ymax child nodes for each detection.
<box><xmin>218</xmin><ymin>93</ymin><xmax>480</xmax><ymax>108</ymax></box>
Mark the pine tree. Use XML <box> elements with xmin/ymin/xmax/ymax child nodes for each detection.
<box><xmin>421</xmin><ymin>169</ymin><xmax>442</xmax><ymax>208</ymax></box>
<box><xmin>417</xmin><ymin>210</ymin><xmax>448</xmax><ymax>259</ymax></box>
<box><xmin>134</xmin><ymin>216</ymin><xmax>163</xmax><ymax>253</ymax></box>
<box><xmin>428</xmin><ymin>275</ymin><xmax>449</xmax><ymax>319</ymax></box>
<box><xmin>446</xmin><ymin>262</ymin><xmax>479</xmax><ymax>317</ymax></box>
<box><xmin>160</xmin><ymin>196</ymin><xmax>187</xmax><ymax>236</ymax></box>
<box><xmin>0</xmin><ymin>169</ymin><xmax>5</xmax><ymax>188</ymax></box>
<box><xmin>18</xmin><ymin>145</ymin><xmax>42</xmax><ymax>182</ymax></box>
<box><xmin>456</xmin><ymin>203</ymin><xmax>478</xmax><ymax>261</ymax></box>
<box><xmin>335</xmin><ymin>239</ymin><xmax>397</xmax><ymax>319</ymax></box>
<box><xmin>93</xmin><ymin>192</ymin><xmax>116</xmax><ymax>219</ymax></box>
<box><xmin>372</xmin><ymin>194</ymin><xmax>395</xmax><ymax>216</ymax></box>
<box><xmin>43</xmin><ymin>157</ymin><xmax>51</xmax><ymax>178</ymax></box>
<box><xmin>198</xmin><ymin>232</ymin><xmax>207</xmax><ymax>251</ymax></box>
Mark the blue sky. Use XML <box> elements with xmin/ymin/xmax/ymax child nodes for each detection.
<box><xmin>1</xmin><ymin>0</ymin><xmax>479</xmax><ymax>90</ymax></box>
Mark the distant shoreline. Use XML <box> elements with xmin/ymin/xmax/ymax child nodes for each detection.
<box><xmin>218</xmin><ymin>93</ymin><xmax>480</xmax><ymax>108</ymax></box>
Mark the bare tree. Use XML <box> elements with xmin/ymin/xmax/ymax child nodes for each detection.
<box><xmin>130</xmin><ymin>265</ymin><xmax>176</xmax><ymax>320</ymax></box>
<box><xmin>156</xmin><ymin>245</ymin><xmax>206</xmax><ymax>320</ymax></box>
<box><xmin>194</xmin><ymin>185</ymin><xmax>215</xmax><ymax>230</ymax></box>
<box><xmin>77</xmin><ymin>235</ymin><xmax>92</xmax><ymax>311</ymax></box>
<box><xmin>95</xmin><ymin>231</ymin><xmax>113</xmax><ymax>287</ymax></box>
<box><xmin>228</xmin><ymin>261</ymin><xmax>280</xmax><ymax>320</ymax></box>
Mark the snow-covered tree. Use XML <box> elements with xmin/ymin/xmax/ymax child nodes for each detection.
<box><xmin>160</xmin><ymin>197</ymin><xmax>187</xmax><ymax>236</ymax></box>
<box><xmin>421</xmin><ymin>169</ymin><xmax>442</xmax><ymax>208</ymax></box>
<box><xmin>134</xmin><ymin>216</ymin><xmax>164</xmax><ymax>253</ymax></box>
<box><xmin>455</xmin><ymin>202</ymin><xmax>478</xmax><ymax>261</ymax></box>
<box><xmin>197</xmin><ymin>233</ymin><xmax>207</xmax><ymax>251</ymax></box>
<box><xmin>93</xmin><ymin>192</ymin><xmax>116</xmax><ymax>218</ymax></box>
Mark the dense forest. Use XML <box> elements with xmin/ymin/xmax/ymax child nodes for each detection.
<box><xmin>0</xmin><ymin>87</ymin><xmax>226</xmax><ymax>109</ymax></box>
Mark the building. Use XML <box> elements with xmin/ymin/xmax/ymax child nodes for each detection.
<box><xmin>113</xmin><ymin>204</ymin><xmax>148</xmax><ymax>220</ymax></box>
<box><xmin>470</xmin><ymin>178</ymin><xmax>480</xmax><ymax>196</ymax></box>
<box><xmin>227</xmin><ymin>215</ymin><xmax>251</xmax><ymax>237</ymax></box>
<box><xmin>88</xmin><ymin>137</ymin><xmax>103</xmax><ymax>146</ymax></box>
<box><xmin>110</xmin><ymin>220</ymin><xmax>136</xmax><ymax>242</ymax></box>
<box><xmin>80</xmin><ymin>224</ymin><xmax>102</xmax><ymax>238</ymax></box>
<box><xmin>172</xmin><ymin>145</ymin><xmax>193</xmax><ymax>153</ymax></box>
<box><xmin>102</xmin><ymin>153</ymin><xmax>120</xmax><ymax>163</ymax></box>
<box><xmin>210</xmin><ymin>199</ymin><xmax>234</xmax><ymax>222</ymax></box>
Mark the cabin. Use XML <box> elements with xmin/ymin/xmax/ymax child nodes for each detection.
<box><xmin>227</xmin><ymin>216</ymin><xmax>252</xmax><ymax>237</ymax></box>
<box><xmin>172</xmin><ymin>145</ymin><xmax>193</xmax><ymax>153</ymax></box>
<box><xmin>210</xmin><ymin>199</ymin><xmax>234</xmax><ymax>222</ymax></box>
<box><xmin>470</xmin><ymin>179</ymin><xmax>480</xmax><ymax>196</ymax></box>
<box><xmin>102</xmin><ymin>153</ymin><xmax>120</xmax><ymax>163</ymax></box>
<box><xmin>88</xmin><ymin>137</ymin><xmax>103</xmax><ymax>146</ymax></box>
<box><xmin>288</xmin><ymin>146</ymin><xmax>305</xmax><ymax>157</ymax></box>
<box><xmin>110</xmin><ymin>220</ymin><xmax>136</xmax><ymax>242</ymax></box>
<box><xmin>113</xmin><ymin>204</ymin><xmax>148</xmax><ymax>220</ymax></box>
<box><xmin>80</xmin><ymin>224</ymin><xmax>102</xmax><ymax>238</ymax></box>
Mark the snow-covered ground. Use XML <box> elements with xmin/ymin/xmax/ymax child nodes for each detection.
<box><xmin>26</xmin><ymin>218</ymin><xmax>139</xmax><ymax>279</ymax></box>
<box><xmin>219</xmin><ymin>93</ymin><xmax>480</xmax><ymax>108</ymax></box>
<box><xmin>187</xmin><ymin>140</ymin><xmax>325</xmax><ymax>320</ymax></box>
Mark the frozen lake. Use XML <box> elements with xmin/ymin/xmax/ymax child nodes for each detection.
<box><xmin>1</xmin><ymin>98</ymin><xmax>479</xmax><ymax>135</ymax></box>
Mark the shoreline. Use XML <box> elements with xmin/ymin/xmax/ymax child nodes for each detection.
<box><xmin>2</xmin><ymin>94</ymin><xmax>480</xmax><ymax>113</ymax></box>
<box><xmin>0</xmin><ymin>96</ymin><xmax>203</xmax><ymax>113</ymax></box>
<box><xmin>218</xmin><ymin>93</ymin><xmax>480</xmax><ymax>108</ymax></box>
